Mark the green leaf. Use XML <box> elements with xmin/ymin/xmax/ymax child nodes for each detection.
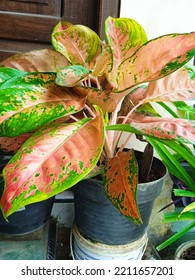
<box><xmin>182</xmin><ymin>202</ymin><xmax>195</xmax><ymax>213</ymax></box>
<box><xmin>146</xmin><ymin>138</ymin><xmax>195</xmax><ymax>191</ymax></box>
<box><xmin>56</xmin><ymin>65</ymin><xmax>90</xmax><ymax>86</ymax></box>
<box><xmin>0</xmin><ymin>67</ymin><xmax>26</xmax><ymax>84</ymax></box>
<box><xmin>0</xmin><ymin>72</ymin><xmax>86</xmax><ymax>137</ymax></box>
<box><xmin>156</xmin><ymin>221</ymin><xmax>195</xmax><ymax>251</ymax></box>
<box><xmin>163</xmin><ymin>211</ymin><xmax>195</xmax><ymax>222</ymax></box>
<box><xmin>173</xmin><ymin>189</ymin><xmax>195</xmax><ymax>198</ymax></box>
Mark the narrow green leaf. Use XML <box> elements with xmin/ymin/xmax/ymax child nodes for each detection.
<box><xmin>146</xmin><ymin>137</ymin><xmax>195</xmax><ymax>191</ymax></box>
<box><xmin>173</xmin><ymin>189</ymin><xmax>195</xmax><ymax>198</ymax></box>
<box><xmin>156</xmin><ymin>221</ymin><xmax>195</xmax><ymax>251</ymax></box>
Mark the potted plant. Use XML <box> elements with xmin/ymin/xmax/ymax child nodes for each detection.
<box><xmin>152</xmin><ymin>101</ymin><xmax>195</xmax><ymax>256</ymax></box>
<box><xmin>0</xmin><ymin>17</ymin><xmax>195</xmax><ymax>256</ymax></box>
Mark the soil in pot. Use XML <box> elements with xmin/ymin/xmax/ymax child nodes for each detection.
<box><xmin>180</xmin><ymin>246</ymin><xmax>195</xmax><ymax>260</ymax></box>
<box><xmin>174</xmin><ymin>241</ymin><xmax>195</xmax><ymax>260</ymax></box>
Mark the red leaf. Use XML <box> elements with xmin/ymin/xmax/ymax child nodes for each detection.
<box><xmin>104</xmin><ymin>149</ymin><xmax>142</xmax><ymax>224</ymax></box>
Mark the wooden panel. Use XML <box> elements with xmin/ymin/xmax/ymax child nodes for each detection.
<box><xmin>98</xmin><ymin>0</ymin><xmax>121</xmax><ymax>39</ymax></box>
<box><xmin>0</xmin><ymin>0</ymin><xmax>61</xmax><ymax>16</ymax></box>
<box><xmin>0</xmin><ymin>12</ymin><xmax>61</xmax><ymax>43</ymax></box>
<box><xmin>62</xmin><ymin>0</ymin><xmax>99</xmax><ymax>31</ymax></box>
<box><xmin>0</xmin><ymin>39</ymin><xmax>52</xmax><ymax>61</ymax></box>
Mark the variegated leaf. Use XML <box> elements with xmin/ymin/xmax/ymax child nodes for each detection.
<box><xmin>0</xmin><ymin>72</ymin><xmax>86</xmax><ymax>137</ymax></box>
<box><xmin>1</xmin><ymin>115</ymin><xmax>105</xmax><ymax>218</ymax></box>
<box><xmin>105</xmin><ymin>16</ymin><xmax>148</xmax><ymax>88</ymax></box>
<box><xmin>56</xmin><ymin>65</ymin><xmax>90</xmax><ymax>86</ymax></box>
<box><xmin>125</xmin><ymin>113</ymin><xmax>195</xmax><ymax>144</ymax></box>
<box><xmin>92</xmin><ymin>43</ymin><xmax>112</xmax><ymax>77</ymax></box>
<box><xmin>74</xmin><ymin>86</ymin><xmax>130</xmax><ymax>113</ymax></box>
<box><xmin>0</xmin><ymin>49</ymin><xmax>69</xmax><ymax>72</ymax></box>
<box><xmin>117</xmin><ymin>33</ymin><xmax>195</xmax><ymax>92</ymax></box>
<box><xmin>0</xmin><ymin>134</ymin><xmax>31</xmax><ymax>154</ymax></box>
<box><xmin>141</xmin><ymin>64</ymin><xmax>195</xmax><ymax>103</ymax></box>
<box><xmin>52</xmin><ymin>24</ymin><xmax>101</xmax><ymax>69</ymax></box>
<box><xmin>181</xmin><ymin>202</ymin><xmax>195</xmax><ymax>214</ymax></box>
<box><xmin>0</xmin><ymin>67</ymin><xmax>26</xmax><ymax>84</ymax></box>
<box><xmin>104</xmin><ymin>149</ymin><xmax>142</xmax><ymax>224</ymax></box>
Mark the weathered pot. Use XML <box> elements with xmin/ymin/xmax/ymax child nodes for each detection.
<box><xmin>174</xmin><ymin>240</ymin><xmax>195</xmax><ymax>260</ymax></box>
<box><xmin>73</xmin><ymin>151</ymin><xmax>167</xmax><ymax>245</ymax></box>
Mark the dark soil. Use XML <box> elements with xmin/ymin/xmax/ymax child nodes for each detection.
<box><xmin>180</xmin><ymin>246</ymin><xmax>195</xmax><ymax>260</ymax></box>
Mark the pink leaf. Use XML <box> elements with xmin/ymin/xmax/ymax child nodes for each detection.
<box><xmin>117</xmin><ymin>33</ymin><xmax>195</xmax><ymax>92</ymax></box>
<box><xmin>105</xmin><ymin>16</ymin><xmax>147</xmax><ymax>88</ymax></box>
<box><xmin>1</xmin><ymin>115</ymin><xmax>105</xmax><ymax>217</ymax></box>
<box><xmin>0</xmin><ymin>49</ymin><xmax>69</xmax><ymax>72</ymax></box>
<box><xmin>142</xmin><ymin>64</ymin><xmax>195</xmax><ymax>103</ymax></box>
<box><xmin>127</xmin><ymin>113</ymin><xmax>195</xmax><ymax>144</ymax></box>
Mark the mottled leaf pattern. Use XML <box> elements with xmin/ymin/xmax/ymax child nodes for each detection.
<box><xmin>52</xmin><ymin>24</ymin><xmax>101</xmax><ymax>68</ymax></box>
<box><xmin>0</xmin><ymin>72</ymin><xmax>86</xmax><ymax>137</ymax></box>
<box><xmin>141</xmin><ymin>64</ymin><xmax>195</xmax><ymax>103</ymax></box>
<box><xmin>0</xmin><ymin>16</ymin><xmax>195</xmax><ymax>223</ymax></box>
<box><xmin>105</xmin><ymin>16</ymin><xmax>148</xmax><ymax>88</ymax></box>
<box><xmin>104</xmin><ymin>149</ymin><xmax>142</xmax><ymax>224</ymax></box>
<box><xmin>1</xmin><ymin>115</ymin><xmax>105</xmax><ymax>217</ymax></box>
<box><xmin>92</xmin><ymin>43</ymin><xmax>112</xmax><ymax>77</ymax></box>
<box><xmin>0</xmin><ymin>67</ymin><xmax>26</xmax><ymax>84</ymax></box>
<box><xmin>56</xmin><ymin>65</ymin><xmax>90</xmax><ymax>86</ymax></box>
<box><xmin>117</xmin><ymin>33</ymin><xmax>195</xmax><ymax>91</ymax></box>
<box><xmin>125</xmin><ymin>113</ymin><xmax>195</xmax><ymax>144</ymax></box>
<box><xmin>0</xmin><ymin>49</ymin><xmax>69</xmax><ymax>72</ymax></box>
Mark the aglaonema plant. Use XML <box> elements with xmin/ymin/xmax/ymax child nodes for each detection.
<box><xmin>0</xmin><ymin>17</ymin><xmax>195</xmax><ymax>224</ymax></box>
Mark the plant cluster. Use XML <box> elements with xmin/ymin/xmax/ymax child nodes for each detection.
<box><xmin>0</xmin><ymin>17</ymin><xmax>195</xmax><ymax>231</ymax></box>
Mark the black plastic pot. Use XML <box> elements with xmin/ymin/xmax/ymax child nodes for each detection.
<box><xmin>0</xmin><ymin>197</ymin><xmax>54</xmax><ymax>234</ymax></box>
<box><xmin>74</xmin><ymin>151</ymin><xmax>167</xmax><ymax>245</ymax></box>
<box><xmin>0</xmin><ymin>155</ymin><xmax>54</xmax><ymax>235</ymax></box>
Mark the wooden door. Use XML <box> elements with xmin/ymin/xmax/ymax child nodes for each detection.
<box><xmin>0</xmin><ymin>0</ymin><xmax>120</xmax><ymax>61</ymax></box>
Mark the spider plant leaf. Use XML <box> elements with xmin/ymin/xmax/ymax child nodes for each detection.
<box><xmin>156</xmin><ymin>221</ymin><xmax>195</xmax><ymax>250</ymax></box>
<box><xmin>181</xmin><ymin>202</ymin><xmax>195</xmax><ymax>214</ymax></box>
<box><xmin>146</xmin><ymin>138</ymin><xmax>195</xmax><ymax>191</ymax></box>
<box><xmin>173</xmin><ymin>189</ymin><xmax>195</xmax><ymax>198</ymax></box>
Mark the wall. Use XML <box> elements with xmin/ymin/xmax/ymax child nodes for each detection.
<box><xmin>119</xmin><ymin>0</ymin><xmax>195</xmax><ymax>152</ymax></box>
<box><xmin>120</xmin><ymin>0</ymin><xmax>195</xmax><ymax>40</ymax></box>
